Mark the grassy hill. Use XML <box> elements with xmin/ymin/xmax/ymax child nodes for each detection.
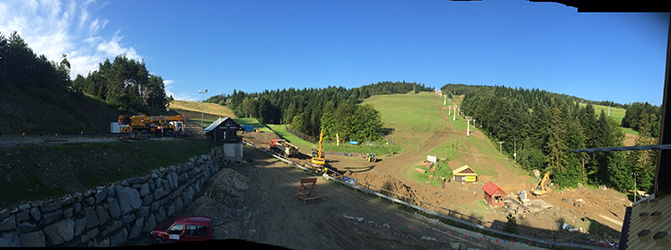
<box><xmin>365</xmin><ymin>92</ymin><xmax>531</xmax><ymax>186</ymax></box>
<box><xmin>169</xmin><ymin>100</ymin><xmax>237</xmax><ymax>129</ymax></box>
<box><xmin>578</xmin><ymin>102</ymin><xmax>638</xmax><ymax>136</ymax></box>
<box><xmin>188</xmin><ymin>92</ymin><xmax>532</xmax><ymax>187</ymax></box>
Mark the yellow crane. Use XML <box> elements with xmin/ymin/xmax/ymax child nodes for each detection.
<box><xmin>118</xmin><ymin>114</ymin><xmax>186</xmax><ymax>139</ymax></box>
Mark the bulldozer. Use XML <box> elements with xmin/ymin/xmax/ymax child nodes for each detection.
<box><xmin>532</xmin><ymin>171</ymin><xmax>551</xmax><ymax>196</ymax></box>
<box><xmin>366</xmin><ymin>152</ymin><xmax>377</xmax><ymax>162</ymax></box>
<box><xmin>270</xmin><ymin>139</ymin><xmax>299</xmax><ymax>157</ymax></box>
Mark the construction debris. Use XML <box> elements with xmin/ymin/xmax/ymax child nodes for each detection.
<box><xmin>421</xmin><ymin>161</ymin><xmax>433</xmax><ymax>169</ymax></box>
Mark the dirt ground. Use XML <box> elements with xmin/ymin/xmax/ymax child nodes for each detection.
<box><xmin>240</xmin><ymin>130</ymin><xmax>626</xmax><ymax>247</ymax></box>
<box><xmin>236</xmin><ymin>92</ymin><xmax>628</xmax><ymax>246</ymax></box>
<box><xmin>129</xmin><ymin>145</ymin><xmax>552</xmax><ymax>249</ymax></box>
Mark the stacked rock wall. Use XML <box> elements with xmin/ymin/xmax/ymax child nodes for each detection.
<box><xmin>0</xmin><ymin>146</ymin><xmax>226</xmax><ymax>247</ymax></box>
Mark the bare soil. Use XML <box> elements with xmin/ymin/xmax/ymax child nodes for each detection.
<box><xmin>129</xmin><ymin>145</ymin><xmax>549</xmax><ymax>249</ymax></box>
<box><xmin>238</xmin><ymin>93</ymin><xmax>628</xmax><ymax>246</ymax></box>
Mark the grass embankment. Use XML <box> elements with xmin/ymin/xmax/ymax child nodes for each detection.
<box><xmin>364</xmin><ymin>92</ymin><xmax>446</xmax><ymax>153</ymax></box>
<box><xmin>0</xmin><ymin>90</ymin><xmax>107</xmax><ymax>135</ymax></box>
<box><xmin>373</xmin><ymin>92</ymin><xmax>529</xmax><ymax>185</ymax></box>
<box><xmin>0</xmin><ymin>138</ymin><xmax>215</xmax><ymax>208</ymax></box>
<box><xmin>169</xmin><ymin>100</ymin><xmax>236</xmax><ymax>128</ymax></box>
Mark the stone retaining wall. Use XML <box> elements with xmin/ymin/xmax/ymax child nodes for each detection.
<box><xmin>0</xmin><ymin>146</ymin><xmax>227</xmax><ymax>247</ymax></box>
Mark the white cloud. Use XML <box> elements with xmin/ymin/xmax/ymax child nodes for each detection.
<box><xmin>163</xmin><ymin>79</ymin><xmax>198</xmax><ymax>102</ymax></box>
<box><xmin>0</xmin><ymin>0</ymin><xmax>141</xmax><ymax>77</ymax></box>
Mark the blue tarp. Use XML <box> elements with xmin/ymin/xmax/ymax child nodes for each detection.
<box><xmin>242</xmin><ymin>125</ymin><xmax>254</xmax><ymax>132</ymax></box>
<box><xmin>343</xmin><ymin>176</ymin><xmax>356</xmax><ymax>185</ymax></box>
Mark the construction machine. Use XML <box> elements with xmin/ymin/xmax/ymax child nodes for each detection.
<box><xmin>311</xmin><ymin>130</ymin><xmax>326</xmax><ymax>173</ymax></box>
<box><xmin>118</xmin><ymin>115</ymin><xmax>186</xmax><ymax>140</ymax></box>
<box><xmin>532</xmin><ymin>171</ymin><xmax>550</xmax><ymax>196</ymax></box>
<box><xmin>270</xmin><ymin>139</ymin><xmax>299</xmax><ymax>157</ymax></box>
<box><xmin>366</xmin><ymin>152</ymin><xmax>377</xmax><ymax>162</ymax></box>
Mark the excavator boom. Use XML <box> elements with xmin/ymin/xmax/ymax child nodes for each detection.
<box><xmin>532</xmin><ymin>171</ymin><xmax>550</xmax><ymax>196</ymax></box>
<box><xmin>311</xmin><ymin>130</ymin><xmax>326</xmax><ymax>166</ymax></box>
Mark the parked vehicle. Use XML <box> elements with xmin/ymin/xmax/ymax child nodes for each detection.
<box><xmin>151</xmin><ymin>216</ymin><xmax>213</xmax><ymax>244</ymax></box>
<box><xmin>270</xmin><ymin>139</ymin><xmax>299</xmax><ymax>157</ymax></box>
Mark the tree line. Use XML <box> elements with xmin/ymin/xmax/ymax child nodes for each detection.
<box><xmin>213</xmin><ymin>81</ymin><xmax>431</xmax><ymax>142</ymax></box>
<box><xmin>0</xmin><ymin>31</ymin><xmax>169</xmax><ymax>115</ymax></box>
<box><xmin>441</xmin><ymin>84</ymin><xmax>658</xmax><ymax>194</ymax></box>
<box><xmin>0</xmin><ymin>32</ymin><xmax>72</xmax><ymax>106</ymax></box>
<box><xmin>71</xmin><ymin>55</ymin><xmax>169</xmax><ymax>113</ymax></box>
<box><xmin>621</xmin><ymin>102</ymin><xmax>661</xmax><ymax>138</ymax></box>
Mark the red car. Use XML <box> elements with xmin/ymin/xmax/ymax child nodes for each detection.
<box><xmin>151</xmin><ymin>216</ymin><xmax>213</xmax><ymax>244</ymax></box>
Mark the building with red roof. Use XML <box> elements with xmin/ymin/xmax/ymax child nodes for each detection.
<box><xmin>482</xmin><ymin>181</ymin><xmax>506</xmax><ymax>207</ymax></box>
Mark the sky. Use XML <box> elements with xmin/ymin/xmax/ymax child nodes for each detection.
<box><xmin>0</xmin><ymin>0</ymin><xmax>668</xmax><ymax>105</ymax></box>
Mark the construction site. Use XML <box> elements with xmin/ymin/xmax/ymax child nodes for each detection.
<box><xmin>0</xmin><ymin>94</ymin><xmax>632</xmax><ymax>249</ymax></box>
<box><xmin>238</xmin><ymin>125</ymin><xmax>627</xmax><ymax>249</ymax></box>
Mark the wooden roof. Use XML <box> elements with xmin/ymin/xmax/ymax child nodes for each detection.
<box><xmin>452</xmin><ymin>165</ymin><xmax>478</xmax><ymax>176</ymax></box>
<box><xmin>623</xmin><ymin>194</ymin><xmax>671</xmax><ymax>250</ymax></box>
<box><xmin>202</xmin><ymin>117</ymin><xmax>241</xmax><ymax>133</ymax></box>
<box><xmin>482</xmin><ymin>181</ymin><xmax>506</xmax><ymax>196</ymax></box>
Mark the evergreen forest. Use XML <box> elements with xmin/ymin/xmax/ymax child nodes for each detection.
<box><xmin>441</xmin><ymin>84</ymin><xmax>659</xmax><ymax>193</ymax></box>
<box><xmin>209</xmin><ymin>81</ymin><xmax>432</xmax><ymax>142</ymax></box>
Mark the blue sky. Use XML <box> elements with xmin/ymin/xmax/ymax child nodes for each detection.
<box><xmin>1</xmin><ymin>0</ymin><xmax>668</xmax><ymax>105</ymax></box>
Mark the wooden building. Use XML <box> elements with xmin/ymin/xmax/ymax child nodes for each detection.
<box><xmin>482</xmin><ymin>181</ymin><xmax>506</xmax><ymax>207</ymax></box>
<box><xmin>452</xmin><ymin>165</ymin><xmax>478</xmax><ymax>183</ymax></box>
<box><xmin>203</xmin><ymin>117</ymin><xmax>243</xmax><ymax>159</ymax></box>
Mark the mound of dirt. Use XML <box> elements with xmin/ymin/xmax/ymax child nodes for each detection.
<box><xmin>201</xmin><ymin>168</ymin><xmax>250</xmax><ymax>208</ymax></box>
<box><xmin>347</xmin><ymin>172</ymin><xmax>419</xmax><ymax>204</ymax></box>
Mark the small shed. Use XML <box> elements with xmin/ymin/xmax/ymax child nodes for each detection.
<box><xmin>482</xmin><ymin>181</ymin><xmax>507</xmax><ymax>207</ymax></box>
<box><xmin>203</xmin><ymin>117</ymin><xmax>243</xmax><ymax>159</ymax></box>
<box><xmin>203</xmin><ymin>117</ymin><xmax>242</xmax><ymax>143</ymax></box>
<box><xmin>452</xmin><ymin>165</ymin><xmax>478</xmax><ymax>183</ymax></box>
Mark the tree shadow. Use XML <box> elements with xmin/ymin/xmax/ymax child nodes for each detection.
<box><xmin>380</xmin><ymin>127</ymin><xmax>395</xmax><ymax>136</ymax></box>
<box><xmin>342</xmin><ymin>165</ymin><xmax>375</xmax><ymax>173</ymax></box>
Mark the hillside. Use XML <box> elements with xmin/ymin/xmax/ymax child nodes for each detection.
<box><xmin>235</xmin><ymin>91</ymin><xmax>626</xmax><ymax>243</ymax></box>
<box><xmin>0</xmin><ymin>89</ymin><xmax>129</xmax><ymax>135</ymax></box>
<box><xmin>1</xmin><ymin>91</ymin><xmax>631</xmax><ymax>245</ymax></box>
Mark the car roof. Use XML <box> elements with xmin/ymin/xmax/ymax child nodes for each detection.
<box><xmin>174</xmin><ymin>216</ymin><xmax>212</xmax><ymax>224</ymax></box>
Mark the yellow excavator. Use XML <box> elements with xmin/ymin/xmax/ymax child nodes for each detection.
<box><xmin>532</xmin><ymin>171</ymin><xmax>550</xmax><ymax>196</ymax></box>
<box><xmin>311</xmin><ymin>130</ymin><xmax>326</xmax><ymax>173</ymax></box>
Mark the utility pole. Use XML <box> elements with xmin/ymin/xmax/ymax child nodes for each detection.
<box><xmin>514</xmin><ymin>137</ymin><xmax>517</xmax><ymax>161</ymax></box>
<box><xmin>453</xmin><ymin>106</ymin><xmax>457</xmax><ymax>121</ymax></box>
<box><xmin>498</xmin><ymin>141</ymin><xmax>504</xmax><ymax>155</ymax></box>
<box><xmin>633</xmin><ymin>172</ymin><xmax>639</xmax><ymax>203</ymax></box>
<box><xmin>444</xmin><ymin>95</ymin><xmax>446</xmax><ymax>105</ymax></box>
<box><xmin>199</xmin><ymin>89</ymin><xmax>208</xmax><ymax>134</ymax></box>
<box><xmin>465</xmin><ymin>116</ymin><xmax>473</xmax><ymax>136</ymax></box>
<box><xmin>392</xmin><ymin>122</ymin><xmax>395</xmax><ymax>145</ymax></box>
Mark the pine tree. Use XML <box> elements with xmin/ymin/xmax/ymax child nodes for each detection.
<box><xmin>320</xmin><ymin>101</ymin><xmax>337</xmax><ymax>141</ymax></box>
<box><xmin>545</xmin><ymin>107</ymin><xmax>568</xmax><ymax>176</ymax></box>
